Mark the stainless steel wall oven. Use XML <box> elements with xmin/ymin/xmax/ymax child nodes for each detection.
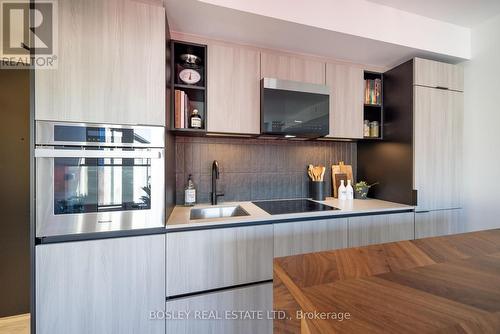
<box><xmin>35</xmin><ymin>121</ymin><xmax>165</xmax><ymax>238</ymax></box>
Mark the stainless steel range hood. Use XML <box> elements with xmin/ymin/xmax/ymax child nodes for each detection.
<box><xmin>260</xmin><ymin>78</ymin><xmax>330</xmax><ymax>138</ymax></box>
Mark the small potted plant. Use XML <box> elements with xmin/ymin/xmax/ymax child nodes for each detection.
<box><xmin>354</xmin><ymin>181</ymin><xmax>379</xmax><ymax>199</ymax></box>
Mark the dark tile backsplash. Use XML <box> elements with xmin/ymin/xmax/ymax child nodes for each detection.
<box><xmin>175</xmin><ymin>136</ymin><xmax>357</xmax><ymax>204</ymax></box>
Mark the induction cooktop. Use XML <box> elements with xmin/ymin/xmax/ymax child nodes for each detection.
<box><xmin>252</xmin><ymin>199</ymin><xmax>339</xmax><ymax>215</ymax></box>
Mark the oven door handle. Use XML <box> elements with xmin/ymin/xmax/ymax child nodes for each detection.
<box><xmin>34</xmin><ymin>148</ymin><xmax>162</xmax><ymax>159</ymax></box>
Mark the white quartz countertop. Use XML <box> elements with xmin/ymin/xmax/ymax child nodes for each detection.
<box><xmin>166</xmin><ymin>198</ymin><xmax>414</xmax><ymax>231</ymax></box>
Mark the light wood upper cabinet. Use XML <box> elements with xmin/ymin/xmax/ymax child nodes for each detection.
<box><xmin>35</xmin><ymin>0</ymin><xmax>165</xmax><ymax>125</ymax></box>
<box><xmin>260</xmin><ymin>52</ymin><xmax>325</xmax><ymax>84</ymax></box>
<box><xmin>325</xmin><ymin>63</ymin><xmax>364</xmax><ymax>138</ymax></box>
<box><xmin>36</xmin><ymin>235</ymin><xmax>165</xmax><ymax>334</ymax></box>
<box><xmin>415</xmin><ymin>209</ymin><xmax>464</xmax><ymax>239</ymax></box>
<box><xmin>414</xmin><ymin>86</ymin><xmax>463</xmax><ymax>211</ymax></box>
<box><xmin>414</xmin><ymin>58</ymin><xmax>464</xmax><ymax>92</ymax></box>
<box><xmin>348</xmin><ymin>212</ymin><xmax>415</xmax><ymax>247</ymax></box>
<box><xmin>207</xmin><ymin>43</ymin><xmax>261</xmax><ymax>134</ymax></box>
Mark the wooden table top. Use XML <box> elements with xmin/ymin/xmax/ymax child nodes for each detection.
<box><xmin>273</xmin><ymin>229</ymin><xmax>500</xmax><ymax>334</ymax></box>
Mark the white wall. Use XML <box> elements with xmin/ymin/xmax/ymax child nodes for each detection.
<box><xmin>463</xmin><ymin>13</ymin><xmax>500</xmax><ymax>231</ymax></box>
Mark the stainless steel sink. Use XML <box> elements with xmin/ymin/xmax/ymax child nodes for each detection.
<box><xmin>190</xmin><ymin>205</ymin><xmax>250</xmax><ymax>220</ymax></box>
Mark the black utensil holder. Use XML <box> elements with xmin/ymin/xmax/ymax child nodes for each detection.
<box><xmin>310</xmin><ymin>181</ymin><xmax>325</xmax><ymax>201</ymax></box>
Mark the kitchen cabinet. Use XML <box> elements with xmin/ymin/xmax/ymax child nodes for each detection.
<box><xmin>207</xmin><ymin>43</ymin><xmax>261</xmax><ymax>134</ymax></box>
<box><xmin>348</xmin><ymin>212</ymin><xmax>415</xmax><ymax>247</ymax></box>
<box><xmin>414</xmin><ymin>85</ymin><xmax>463</xmax><ymax>211</ymax></box>
<box><xmin>415</xmin><ymin>209</ymin><xmax>464</xmax><ymax>239</ymax></box>
<box><xmin>260</xmin><ymin>52</ymin><xmax>325</xmax><ymax>84</ymax></box>
<box><xmin>35</xmin><ymin>0</ymin><xmax>165</xmax><ymax>125</ymax></box>
<box><xmin>35</xmin><ymin>235</ymin><xmax>166</xmax><ymax>334</ymax></box>
<box><xmin>166</xmin><ymin>282</ymin><xmax>272</xmax><ymax>334</ymax></box>
<box><xmin>358</xmin><ymin>58</ymin><xmax>463</xmax><ymax>209</ymax></box>
<box><xmin>414</xmin><ymin>58</ymin><xmax>464</xmax><ymax>92</ymax></box>
<box><xmin>325</xmin><ymin>63</ymin><xmax>364</xmax><ymax>138</ymax></box>
<box><xmin>166</xmin><ymin>225</ymin><xmax>273</xmax><ymax>297</ymax></box>
<box><xmin>273</xmin><ymin>218</ymin><xmax>348</xmax><ymax>257</ymax></box>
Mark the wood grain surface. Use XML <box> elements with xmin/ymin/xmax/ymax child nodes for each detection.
<box><xmin>274</xmin><ymin>229</ymin><xmax>500</xmax><ymax>334</ymax></box>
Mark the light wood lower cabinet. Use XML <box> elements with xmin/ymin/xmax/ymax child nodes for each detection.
<box><xmin>207</xmin><ymin>43</ymin><xmax>261</xmax><ymax>134</ymax></box>
<box><xmin>325</xmin><ymin>63</ymin><xmax>364</xmax><ymax>139</ymax></box>
<box><xmin>348</xmin><ymin>212</ymin><xmax>415</xmax><ymax>247</ymax></box>
<box><xmin>165</xmin><ymin>283</ymin><xmax>272</xmax><ymax>334</ymax></box>
<box><xmin>166</xmin><ymin>225</ymin><xmax>273</xmax><ymax>297</ymax></box>
<box><xmin>415</xmin><ymin>209</ymin><xmax>464</xmax><ymax>239</ymax></box>
<box><xmin>35</xmin><ymin>235</ymin><xmax>166</xmax><ymax>334</ymax></box>
<box><xmin>273</xmin><ymin>218</ymin><xmax>348</xmax><ymax>257</ymax></box>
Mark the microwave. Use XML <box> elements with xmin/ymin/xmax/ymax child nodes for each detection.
<box><xmin>261</xmin><ymin>78</ymin><xmax>330</xmax><ymax>138</ymax></box>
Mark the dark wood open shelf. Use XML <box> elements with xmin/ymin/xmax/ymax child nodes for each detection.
<box><xmin>170</xmin><ymin>40</ymin><xmax>208</xmax><ymax>132</ymax></box>
<box><xmin>174</xmin><ymin>84</ymin><xmax>206</xmax><ymax>91</ymax></box>
<box><xmin>363</xmin><ymin>71</ymin><xmax>384</xmax><ymax>140</ymax></box>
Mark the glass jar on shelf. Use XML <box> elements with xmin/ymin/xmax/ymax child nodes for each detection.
<box><xmin>369</xmin><ymin>121</ymin><xmax>380</xmax><ymax>138</ymax></box>
<box><xmin>363</xmin><ymin>120</ymin><xmax>370</xmax><ymax>137</ymax></box>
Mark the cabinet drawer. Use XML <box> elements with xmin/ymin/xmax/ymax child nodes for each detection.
<box><xmin>414</xmin><ymin>58</ymin><xmax>464</xmax><ymax>92</ymax></box>
<box><xmin>166</xmin><ymin>225</ymin><xmax>273</xmax><ymax>296</ymax></box>
<box><xmin>166</xmin><ymin>283</ymin><xmax>272</xmax><ymax>334</ymax></box>
<box><xmin>415</xmin><ymin>209</ymin><xmax>464</xmax><ymax>239</ymax></box>
<box><xmin>274</xmin><ymin>218</ymin><xmax>348</xmax><ymax>257</ymax></box>
<box><xmin>348</xmin><ymin>212</ymin><xmax>415</xmax><ymax>247</ymax></box>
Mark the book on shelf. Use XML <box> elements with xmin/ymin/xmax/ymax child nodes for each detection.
<box><xmin>364</xmin><ymin>78</ymin><xmax>382</xmax><ymax>105</ymax></box>
<box><xmin>174</xmin><ymin>90</ymin><xmax>181</xmax><ymax>128</ymax></box>
<box><xmin>174</xmin><ymin>89</ymin><xmax>192</xmax><ymax>129</ymax></box>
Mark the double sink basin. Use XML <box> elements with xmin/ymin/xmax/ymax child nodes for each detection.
<box><xmin>190</xmin><ymin>205</ymin><xmax>249</xmax><ymax>220</ymax></box>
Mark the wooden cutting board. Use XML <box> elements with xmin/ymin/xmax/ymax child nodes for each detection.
<box><xmin>332</xmin><ymin>162</ymin><xmax>353</xmax><ymax>198</ymax></box>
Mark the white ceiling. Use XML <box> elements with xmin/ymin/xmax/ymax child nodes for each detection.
<box><xmin>367</xmin><ymin>0</ymin><xmax>500</xmax><ymax>28</ymax></box>
<box><xmin>165</xmin><ymin>0</ymin><xmax>470</xmax><ymax>68</ymax></box>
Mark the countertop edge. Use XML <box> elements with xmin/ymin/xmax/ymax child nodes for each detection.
<box><xmin>165</xmin><ymin>206</ymin><xmax>415</xmax><ymax>233</ymax></box>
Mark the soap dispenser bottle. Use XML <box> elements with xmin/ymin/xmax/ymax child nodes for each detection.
<box><xmin>346</xmin><ymin>180</ymin><xmax>354</xmax><ymax>200</ymax></box>
<box><xmin>184</xmin><ymin>174</ymin><xmax>196</xmax><ymax>206</ymax></box>
<box><xmin>338</xmin><ymin>180</ymin><xmax>347</xmax><ymax>200</ymax></box>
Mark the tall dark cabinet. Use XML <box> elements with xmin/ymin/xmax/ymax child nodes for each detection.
<box><xmin>358</xmin><ymin>60</ymin><xmax>415</xmax><ymax>205</ymax></box>
<box><xmin>358</xmin><ymin>58</ymin><xmax>464</xmax><ymax>240</ymax></box>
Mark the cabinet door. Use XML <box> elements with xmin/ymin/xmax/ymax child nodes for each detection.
<box><xmin>35</xmin><ymin>0</ymin><xmax>165</xmax><ymax>125</ymax></box>
<box><xmin>325</xmin><ymin>63</ymin><xmax>364</xmax><ymax>138</ymax></box>
<box><xmin>274</xmin><ymin>218</ymin><xmax>348</xmax><ymax>257</ymax></box>
<box><xmin>414</xmin><ymin>58</ymin><xmax>464</xmax><ymax>92</ymax></box>
<box><xmin>207</xmin><ymin>43</ymin><xmax>260</xmax><ymax>134</ymax></box>
<box><xmin>261</xmin><ymin>52</ymin><xmax>325</xmax><ymax>84</ymax></box>
<box><xmin>414</xmin><ymin>86</ymin><xmax>463</xmax><ymax>211</ymax></box>
<box><xmin>35</xmin><ymin>235</ymin><xmax>166</xmax><ymax>334</ymax></box>
<box><xmin>348</xmin><ymin>212</ymin><xmax>415</xmax><ymax>247</ymax></box>
<box><xmin>166</xmin><ymin>283</ymin><xmax>272</xmax><ymax>334</ymax></box>
<box><xmin>166</xmin><ymin>225</ymin><xmax>273</xmax><ymax>296</ymax></box>
<box><xmin>415</xmin><ymin>209</ymin><xmax>464</xmax><ymax>239</ymax></box>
